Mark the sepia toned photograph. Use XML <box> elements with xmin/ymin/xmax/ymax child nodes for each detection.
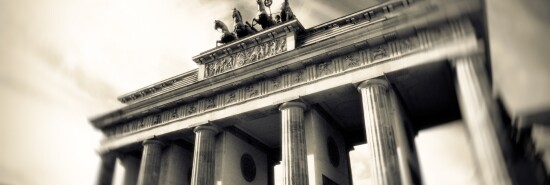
<box><xmin>1</xmin><ymin>0</ymin><xmax>549</xmax><ymax>185</ymax></box>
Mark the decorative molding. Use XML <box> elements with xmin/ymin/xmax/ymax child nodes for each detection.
<box><xmin>102</xmin><ymin>20</ymin><xmax>475</xmax><ymax>138</ymax></box>
<box><xmin>118</xmin><ymin>70</ymin><xmax>198</xmax><ymax>104</ymax></box>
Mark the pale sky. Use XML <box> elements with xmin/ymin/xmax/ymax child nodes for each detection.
<box><xmin>0</xmin><ymin>0</ymin><xmax>481</xmax><ymax>184</ymax></box>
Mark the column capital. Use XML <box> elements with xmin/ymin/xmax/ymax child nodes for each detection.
<box><xmin>356</xmin><ymin>79</ymin><xmax>389</xmax><ymax>91</ymax></box>
<box><xmin>193</xmin><ymin>124</ymin><xmax>220</xmax><ymax>134</ymax></box>
<box><xmin>142</xmin><ymin>139</ymin><xmax>165</xmax><ymax>147</ymax></box>
<box><xmin>279</xmin><ymin>101</ymin><xmax>307</xmax><ymax>111</ymax></box>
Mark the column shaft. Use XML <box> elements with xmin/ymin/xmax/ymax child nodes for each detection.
<box><xmin>358</xmin><ymin>79</ymin><xmax>401</xmax><ymax>185</ymax></box>
<box><xmin>121</xmin><ymin>155</ymin><xmax>140</xmax><ymax>185</ymax></box>
<box><xmin>96</xmin><ymin>154</ymin><xmax>116</xmax><ymax>185</ymax></box>
<box><xmin>279</xmin><ymin>101</ymin><xmax>309</xmax><ymax>185</ymax></box>
<box><xmin>137</xmin><ymin>139</ymin><xmax>164</xmax><ymax>185</ymax></box>
<box><xmin>191</xmin><ymin>125</ymin><xmax>219</xmax><ymax>185</ymax></box>
<box><xmin>454</xmin><ymin>56</ymin><xmax>512</xmax><ymax>185</ymax></box>
<box><xmin>159</xmin><ymin>144</ymin><xmax>189</xmax><ymax>185</ymax></box>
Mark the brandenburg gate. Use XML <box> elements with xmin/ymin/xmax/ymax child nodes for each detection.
<box><xmin>90</xmin><ymin>0</ymin><xmax>546</xmax><ymax>184</ymax></box>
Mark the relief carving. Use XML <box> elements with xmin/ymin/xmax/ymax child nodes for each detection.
<box><xmin>187</xmin><ymin>104</ymin><xmax>197</xmax><ymax>114</ymax></box>
<box><xmin>235</xmin><ymin>52</ymin><xmax>247</xmax><ymax>67</ymax></box>
<box><xmin>343</xmin><ymin>55</ymin><xmax>359</xmax><ymax>67</ymax></box>
<box><xmin>138</xmin><ymin>119</ymin><xmax>145</xmax><ymax>129</ymax></box>
<box><xmin>227</xmin><ymin>91</ymin><xmax>236</xmax><ymax>103</ymax></box>
<box><xmin>399</xmin><ymin>38</ymin><xmax>413</xmax><ymax>52</ymax></box>
<box><xmin>295</xmin><ymin>70</ymin><xmax>304</xmax><ymax>83</ymax></box>
<box><xmin>372</xmin><ymin>46</ymin><xmax>387</xmax><ymax>60</ymax></box>
<box><xmin>205</xmin><ymin>97</ymin><xmax>216</xmax><ymax>109</ymax></box>
<box><xmin>317</xmin><ymin>62</ymin><xmax>331</xmax><ymax>76</ymax></box>
<box><xmin>171</xmin><ymin>108</ymin><xmax>178</xmax><ymax>118</ymax></box>
<box><xmin>271</xmin><ymin>78</ymin><xmax>280</xmax><ymax>88</ymax></box>
<box><xmin>205</xmin><ymin>38</ymin><xmax>286</xmax><ymax>78</ymax></box>
<box><xmin>246</xmin><ymin>85</ymin><xmax>258</xmax><ymax>97</ymax></box>
<box><xmin>152</xmin><ymin>114</ymin><xmax>161</xmax><ymax>124</ymax></box>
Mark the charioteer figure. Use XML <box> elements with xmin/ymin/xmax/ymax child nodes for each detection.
<box><xmin>253</xmin><ymin>0</ymin><xmax>276</xmax><ymax>29</ymax></box>
<box><xmin>280</xmin><ymin>0</ymin><xmax>295</xmax><ymax>22</ymax></box>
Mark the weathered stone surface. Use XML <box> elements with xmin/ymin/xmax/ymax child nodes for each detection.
<box><xmin>279</xmin><ymin>101</ymin><xmax>309</xmax><ymax>185</ymax></box>
<box><xmin>121</xmin><ymin>155</ymin><xmax>140</xmax><ymax>185</ymax></box>
<box><xmin>159</xmin><ymin>144</ymin><xmax>192</xmax><ymax>185</ymax></box>
<box><xmin>357</xmin><ymin>79</ymin><xmax>401</xmax><ymax>185</ymax></box>
<box><xmin>137</xmin><ymin>139</ymin><xmax>165</xmax><ymax>185</ymax></box>
<box><xmin>454</xmin><ymin>56</ymin><xmax>513</xmax><ymax>185</ymax></box>
<box><xmin>191</xmin><ymin>125</ymin><xmax>219</xmax><ymax>185</ymax></box>
<box><xmin>96</xmin><ymin>154</ymin><xmax>116</xmax><ymax>185</ymax></box>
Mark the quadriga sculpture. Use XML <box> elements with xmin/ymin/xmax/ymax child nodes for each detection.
<box><xmin>232</xmin><ymin>8</ymin><xmax>257</xmax><ymax>38</ymax></box>
<box><xmin>215</xmin><ymin>20</ymin><xmax>237</xmax><ymax>46</ymax></box>
<box><xmin>252</xmin><ymin>0</ymin><xmax>276</xmax><ymax>29</ymax></box>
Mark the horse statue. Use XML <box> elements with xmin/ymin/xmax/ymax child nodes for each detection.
<box><xmin>252</xmin><ymin>0</ymin><xmax>276</xmax><ymax>29</ymax></box>
<box><xmin>280</xmin><ymin>0</ymin><xmax>295</xmax><ymax>22</ymax></box>
<box><xmin>232</xmin><ymin>8</ymin><xmax>257</xmax><ymax>38</ymax></box>
<box><xmin>214</xmin><ymin>20</ymin><xmax>237</xmax><ymax>46</ymax></box>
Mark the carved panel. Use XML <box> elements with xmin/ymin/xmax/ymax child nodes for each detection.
<box><xmin>316</xmin><ymin>61</ymin><xmax>333</xmax><ymax>77</ymax></box>
<box><xmin>205</xmin><ymin>97</ymin><xmax>216</xmax><ymax>110</ymax></box>
<box><xmin>371</xmin><ymin>44</ymin><xmax>388</xmax><ymax>60</ymax></box>
<box><xmin>245</xmin><ymin>85</ymin><xmax>259</xmax><ymax>98</ymax></box>
<box><xmin>152</xmin><ymin>114</ymin><xmax>161</xmax><ymax>125</ymax></box>
<box><xmin>342</xmin><ymin>53</ymin><xmax>360</xmax><ymax>70</ymax></box>
<box><xmin>270</xmin><ymin>77</ymin><xmax>281</xmax><ymax>91</ymax></box>
<box><xmin>226</xmin><ymin>90</ymin><xmax>237</xmax><ymax>104</ymax></box>
<box><xmin>398</xmin><ymin>36</ymin><xmax>420</xmax><ymax>54</ymax></box>
<box><xmin>187</xmin><ymin>103</ymin><xmax>197</xmax><ymax>115</ymax></box>
<box><xmin>205</xmin><ymin>38</ymin><xmax>287</xmax><ymax>78</ymax></box>
<box><xmin>293</xmin><ymin>69</ymin><xmax>305</xmax><ymax>84</ymax></box>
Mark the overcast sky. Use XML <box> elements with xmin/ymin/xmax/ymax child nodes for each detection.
<box><xmin>0</xmin><ymin>0</ymin><xmax>481</xmax><ymax>184</ymax></box>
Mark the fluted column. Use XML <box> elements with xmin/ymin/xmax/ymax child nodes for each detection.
<box><xmin>357</xmin><ymin>79</ymin><xmax>401</xmax><ymax>185</ymax></box>
<box><xmin>454</xmin><ymin>56</ymin><xmax>512</xmax><ymax>185</ymax></box>
<box><xmin>121</xmin><ymin>155</ymin><xmax>140</xmax><ymax>185</ymax></box>
<box><xmin>137</xmin><ymin>139</ymin><xmax>165</xmax><ymax>185</ymax></box>
<box><xmin>159</xmin><ymin>144</ymin><xmax>188</xmax><ymax>185</ymax></box>
<box><xmin>279</xmin><ymin>101</ymin><xmax>309</xmax><ymax>185</ymax></box>
<box><xmin>96</xmin><ymin>153</ymin><xmax>116</xmax><ymax>185</ymax></box>
<box><xmin>191</xmin><ymin>125</ymin><xmax>219</xmax><ymax>185</ymax></box>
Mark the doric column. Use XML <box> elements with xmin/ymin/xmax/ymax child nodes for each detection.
<box><xmin>121</xmin><ymin>155</ymin><xmax>140</xmax><ymax>185</ymax></box>
<box><xmin>357</xmin><ymin>79</ymin><xmax>401</xmax><ymax>185</ymax></box>
<box><xmin>279</xmin><ymin>101</ymin><xmax>309</xmax><ymax>185</ymax></box>
<box><xmin>96</xmin><ymin>153</ymin><xmax>116</xmax><ymax>185</ymax></box>
<box><xmin>159</xmin><ymin>144</ymin><xmax>188</xmax><ymax>185</ymax></box>
<box><xmin>191</xmin><ymin>125</ymin><xmax>219</xmax><ymax>185</ymax></box>
<box><xmin>454</xmin><ymin>56</ymin><xmax>513</xmax><ymax>185</ymax></box>
<box><xmin>137</xmin><ymin>139</ymin><xmax>165</xmax><ymax>185</ymax></box>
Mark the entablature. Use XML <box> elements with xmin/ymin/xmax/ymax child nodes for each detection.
<box><xmin>90</xmin><ymin>0</ymin><xmax>481</xmax><ymax>137</ymax></box>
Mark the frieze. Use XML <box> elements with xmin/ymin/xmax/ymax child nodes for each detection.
<box><xmin>103</xmin><ymin>21</ymin><xmax>473</xmax><ymax>138</ymax></box>
<box><xmin>205</xmin><ymin>37</ymin><xmax>287</xmax><ymax>78</ymax></box>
